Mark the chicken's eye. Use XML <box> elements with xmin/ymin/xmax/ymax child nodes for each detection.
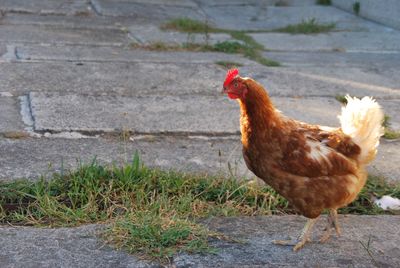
<box><xmin>234</xmin><ymin>82</ymin><xmax>238</xmax><ymax>88</ymax></box>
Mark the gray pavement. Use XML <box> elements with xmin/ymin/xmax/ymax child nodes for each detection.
<box><xmin>1</xmin><ymin>0</ymin><xmax>400</xmax><ymax>267</ymax></box>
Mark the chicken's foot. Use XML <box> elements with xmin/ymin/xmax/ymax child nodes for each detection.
<box><xmin>273</xmin><ymin>217</ymin><xmax>319</xmax><ymax>251</ymax></box>
<box><xmin>320</xmin><ymin>209</ymin><xmax>341</xmax><ymax>243</ymax></box>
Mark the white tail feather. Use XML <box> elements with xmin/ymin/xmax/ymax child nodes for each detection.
<box><xmin>338</xmin><ymin>95</ymin><xmax>384</xmax><ymax>164</ymax></box>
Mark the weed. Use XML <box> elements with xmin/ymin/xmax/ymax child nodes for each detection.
<box><xmin>339</xmin><ymin>175</ymin><xmax>400</xmax><ymax>214</ymax></box>
<box><xmin>353</xmin><ymin>2</ymin><xmax>361</xmax><ymax>15</ymax></box>
<box><xmin>335</xmin><ymin>94</ymin><xmax>348</xmax><ymax>104</ymax></box>
<box><xmin>215</xmin><ymin>61</ymin><xmax>244</xmax><ymax>69</ymax></box>
<box><xmin>160</xmin><ymin>18</ymin><xmax>280</xmax><ymax>67</ymax></box>
<box><xmin>382</xmin><ymin>115</ymin><xmax>400</xmax><ymax>140</ymax></box>
<box><xmin>275</xmin><ymin>0</ymin><xmax>289</xmax><ymax>6</ymax></box>
<box><xmin>1</xmin><ymin>156</ymin><xmax>397</xmax><ymax>260</ymax></box>
<box><xmin>316</xmin><ymin>0</ymin><xmax>331</xmax><ymax>5</ymax></box>
<box><xmin>0</xmin><ymin>155</ymin><xmax>286</xmax><ymax>260</ymax></box>
<box><xmin>359</xmin><ymin>236</ymin><xmax>379</xmax><ymax>267</ymax></box>
<box><xmin>273</xmin><ymin>18</ymin><xmax>335</xmax><ymax>34</ymax></box>
<box><xmin>161</xmin><ymin>17</ymin><xmax>217</xmax><ymax>34</ymax></box>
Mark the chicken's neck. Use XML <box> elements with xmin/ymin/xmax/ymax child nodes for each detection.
<box><xmin>238</xmin><ymin>79</ymin><xmax>281</xmax><ymax>148</ymax></box>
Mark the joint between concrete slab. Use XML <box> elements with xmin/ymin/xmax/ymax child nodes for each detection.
<box><xmin>19</xmin><ymin>94</ymin><xmax>35</xmax><ymax>131</ymax></box>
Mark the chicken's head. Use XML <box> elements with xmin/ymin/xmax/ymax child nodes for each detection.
<box><xmin>222</xmin><ymin>68</ymin><xmax>248</xmax><ymax>100</ymax></box>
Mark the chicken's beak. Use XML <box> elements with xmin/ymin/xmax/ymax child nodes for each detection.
<box><xmin>221</xmin><ymin>86</ymin><xmax>227</xmax><ymax>94</ymax></box>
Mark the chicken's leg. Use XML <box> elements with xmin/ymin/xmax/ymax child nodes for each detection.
<box><xmin>273</xmin><ymin>217</ymin><xmax>319</xmax><ymax>251</ymax></box>
<box><xmin>320</xmin><ymin>209</ymin><xmax>341</xmax><ymax>243</ymax></box>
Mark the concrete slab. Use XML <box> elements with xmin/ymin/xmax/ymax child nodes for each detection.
<box><xmin>0</xmin><ymin>216</ymin><xmax>399</xmax><ymax>267</ymax></box>
<box><xmin>15</xmin><ymin>44</ymin><xmax>254</xmax><ymax>64</ymax></box>
<box><xmin>0</xmin><ymin>0</ymin><xmax>90</xmax><ymax>15</ymax></box>
<box><xmin>91</xmin><ymin>0</ymin><xmax>204</xmax><ymax>20</ymax></box>
<box><xmin>374</xmin><ymin>139</ymin><xmax>400</xmax><ymax>182</ymax></box>
<box><xmin>0</xmin><ymin>61</ymin><xmax>228</xmax><ymax>95</ymax></box>
<box><xmin>176</xmin><ymin>215</ymin><xmax>400</xmax><ymax>267</ymax></box>
<box><xmin>0</xmin><ymin>96</ymin><xmax>26</xmax><ymax>132</ymax></box>
<box><xmin>29</xmin><ymin>92</ymin><xmax>240</xmax><ymax>134</ymax></box>
<box><xmin>129</xmin><ymin>24</ymin><xmax>233</xmax><ymax>45</ymax></box>
<box><xmin>202</xmin><ymin>5</ymin><xmax>387</xmax><ymax>31</ymax></box>
<box><xmin>380</xmin><ymin>99</ymin><xmax>400</xmax><ymax>131</ymax></box>
<box><xmin>333</xmin><ymin>0</ymin><xmax>400</xmax><ymax>30</ymax></box>
<box><xmin>28</xmin><ymin>92</ymin><xmax>392</xmax><ymax>135</ymax></box>
<box><xmin>263</xmin><ymin>51</ymin><xmax>400</xmax><ymax>68</ymax></box>
<box><xmin>0</xmin><ymin>25</ymin><xmax>129</xmax><ymax>46</ymax></box>
<box><xmin>251</xmin><ymin>32</ymin><xmax>400</xmax><ymax>52</ymax></box>
<box><xmin>283</xmin><ymin>66</ymin><xmax>400</xmax><ymax>97</ymax></box>
<box><xmin>1</xmin><ymin>13</ymin><xmax>139</xmax><ymax>30</ymax></box>
<box><xmin>245</xmin><ymin>66</ymin><xmax>400</xmax><ymax>98</ymax></box>
<box><xmin>99</xmin><ymin>0</ymin><xmax>199</xmax><ymax>8</ymax></box>
<box><xmin>2</xmin><ymin>60</ymin><xmax>400</xmax><ymax>98</ymax></box>
<box><xmin>0</xmin><ymin>136</ymin><xmax>244</xmax><ymax>181</ymax></box>
<box><xmin>196</xmin><ymin>0</ymin><xmax>316</xmax><ymax>7</ymax></box>
<box><xmin>0</xmin><ymin>224</ymin><xmax>158</xmax><ymax>268</ymax></box>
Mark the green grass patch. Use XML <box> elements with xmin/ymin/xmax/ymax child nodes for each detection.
<box><xmin>161</xmin><ymin>17</ymin><xmax>217</xmax><ymax>33</ymax></box>
<box><xmin>1</xmin><ymin>154</ymin><xmax>398</xmax><ymax>261</ymax></box>
<box><xmin>353</xmin><ymin>2</ymin><xmax>361</xmax><ymax>15</ymax></box>
<box><xmin>159</xmin><ymin>18</ymin><xmax>280</xmax><ymax>67</ymax></box>
<box><xmin>316</xmin><ymin>0</ymin><xmax>331</xmax><ymax>5</ymax></box>
<box><xmin>0</xmin><ymin>154</ymin><xmax>287</xmax><ymax>261</ymax></box>
<box><xmin>335</xmin><ymin>94</ymin><xmax>348</xmax><ymax>104</ymax></box>
<box><xmin>273</xmin><ymin>18</ymin><xmax>335</xmax><ymax>34</ymax></box>
<box><xmin>339</xmin><ymin>175</ymin><xmax>400</xmax><ymax>214</ymax></box>
<box><xmin>382</xmin><ymin>115</ymin><xmax>400</xmax><ymax>139</ymax></box>
<box><xmin>215</xmin><ymin>61</ymin><xmax>244</xmax><ymax>69</ymax></box>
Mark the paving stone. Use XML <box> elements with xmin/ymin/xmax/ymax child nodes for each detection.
<box><xmin>3</xmin><ymin>61</ymin><xmax>400</xmax><ymax>99</ymax></box>
<box><xmin>245</xmin><ymin>66</ymin><xmax>400</xmax><ymax>98</ymax></box>
<box><xmin>101</xmin><ymin>0</ymin><xmax>198</xmax><ymax>8</ymax></box>
<box><xmin>380</xmin><ymin>99</ymin><xmax>400</xmax><ymax>131</ymax></box>
<box><xmin>0</xmin><ymin>136</ymin><xmax>245</xmax><ymax>181</ymax></box>
<box><xmin>175</xmin><ymin>215</ymin><xmax>400</xmax><ymax>267</ymax></box>
<box><xmin>0</xmin><ymin>25</ymin><xmax>129</xmax><ymax>46</ymax></box>
<box><xmin>196</xmin><ymin>0</ymin><xmax>316</xmax><ymax>7</ymax></box>
<box><xmin>0</xmin><ymin>61</ymin><xmax>228</xmax><ymax>95</ymax></box>
<box><xmin>1</xmin><ymin>216</ymin><xmax>399</xmax><ymax>267</ymax></box>
<box><xmin>28</xmin><ymin>93</ymin><xmax>344</xmax><ymax>134</ymax></box>
<box><xmin>91</xmin><ymin>0</ymin><xmax>204</xmax><ymax>21</ymax></box>
<box><xmin>15</xmin><ymin>44</ymin><xmax>254</xmax><ymax>64</ymax></box>
<box><xmin>1</xmin><ymin>13</ymin><xmax>139</xmax><ymax>30</ymax></box>
<box><xmin>0</xmin><ymin>224</ymin><xmax>159</xmax><ymax>268</ymax></box>
<box><xmin>0</xmin><ymin>96</ymin><xmax>26</xmax><ymax>132</ymax></box>
<box><xmin>374</xmin><ymin>139</ymin><xmax>400</xmax><ymax>182</ymax></box>
<box><xmin>0</xmin><ymin>44</ymin><xmax>6</xmax><ymax>57</ymax></box>
<box><xmin>29</xmin><ymin>92</ymin><xmax>240</xmax><ymax>134</ymax></box>
<box><xmin>129</xmin><ymin>24</ymin><xmax>233</xmax><ymax>45</ymax></box>
<box><xmin>28</xmin><ymin>91</ymin><xmax>397</xmax><ymax>136</ymax></box>
<box><xmin>264</xmin><ymin>51</ymin><xmax>400</xmax><ymax>68</ymax></box>
<box><xmin>0</xmin><ymin>0</ymin><xmax>90</xmax><ymax>15</ymax></box>
<box><xmin>202</xmin><ymin>5</ymin><xmax>387</xmax><ymax>31</ymax></box>
<box><xmin>251</xmin><ymin>32</ymin><xmax>400</xmax><ymax>52</ymax></box>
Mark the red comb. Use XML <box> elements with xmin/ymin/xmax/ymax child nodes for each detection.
<box><xmin>223</xmin><ymin>68</ymin><xmax>239</xmax><ymax>87</ymax></box>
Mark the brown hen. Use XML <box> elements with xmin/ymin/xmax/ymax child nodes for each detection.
<box><xmin>222</xmin><ymin>69</ymin><xmax>384</xmax><ymax>251</ymax></box>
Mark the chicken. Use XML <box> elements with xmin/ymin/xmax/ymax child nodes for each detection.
<box><xmin>222</xmin><ymin>68</ymin><xmax>384</xmax><ymax>251</ymax></box>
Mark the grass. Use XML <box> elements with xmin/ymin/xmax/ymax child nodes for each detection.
<box><xmin>316</xmin><ymin>0</ymin><xmax>331</xmax><ymax>5</ymax></box>
<box><xmin>157</xmin><ymin>18</ymin><xmax>280</xmax><ymax>67</ymax></box>
<box><xmin>161</xmin><ymin>18</ymin><xmax>215</xmax><ymax>34</ymax></box>
<box><xmin>335</xmin><ymin>94</ymin><xmax>348</xmax><ymax>104</ymax></box>
<box><xmin>273</xmin><ymin>18</ymin><xmax>335</xmax><ymax>34</ymax></box>
<box><xmin>0</xmin><ymin>154</ymin><xmax>288</xmax><ymax>261</ymax></box>
<box><xmin>215</xmin><ymin>61</ymin><xmax>244</xmax><ymax>69</ymax></box>
<box><xmin>1</xmin><ymin>154</ymin><xmax>399</xmax><ymax>261</ymax></box>
<box><xmin>382</xmin><ymin>115</ymin><xmax>400</xmax><ymax>140</ymax></box>
<box><xmin>353</xmin><ymin>2</ymin><xmax>361</xmax><ymax>15</ymax></box>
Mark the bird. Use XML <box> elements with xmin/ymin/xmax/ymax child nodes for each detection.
<box><xmin>222</xmin><ymin>68</ymin><xmax>384</xmax><ymax>251</ymax></box>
